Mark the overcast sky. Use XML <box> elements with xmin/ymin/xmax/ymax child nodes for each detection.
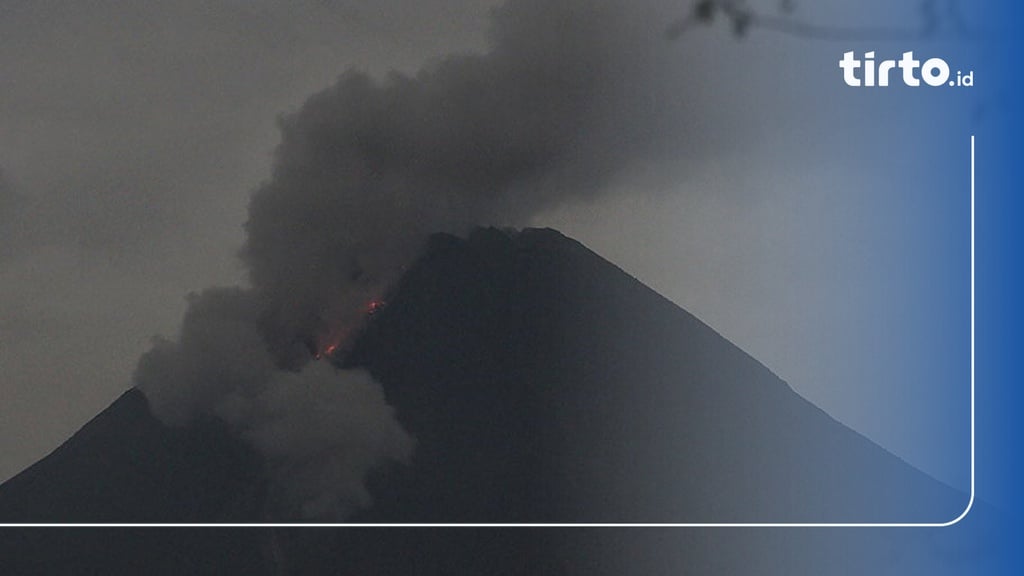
<box><xmin>0</xmin><ymin>0</ymin><xmax>982</xmax><ymax>490</ymax></box>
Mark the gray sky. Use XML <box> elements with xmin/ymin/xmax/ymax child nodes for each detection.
<box><xmin>0</xmin><ymin>0</ymin><xmax>979</xmax><ymax>491</ymax></box>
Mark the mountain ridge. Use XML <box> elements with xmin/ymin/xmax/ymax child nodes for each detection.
<box><xmin>0</xmin><ymin>226</ymin><xmax>980</xmax><ymax>574</ymax></box>
<box><xmin>1</xmin><ymin>227</ymin><xmax>964</xmax><ymax>524</ymax></box>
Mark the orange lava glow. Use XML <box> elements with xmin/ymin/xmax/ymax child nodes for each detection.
<box><xmin>367</xmin><ymin>299</ymin><xmax>386</xmax><ymax>315</ymax></box>
<box><xmin>313</xmin><ymin>298</ymin><xmax>387</xmax><ymax>360</ymax></box>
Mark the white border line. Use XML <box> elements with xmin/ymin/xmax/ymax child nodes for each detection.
<box><xmin>5</xmin><ymin>137</ymin><xmax>977</xmax><ymax>529</ymax></box>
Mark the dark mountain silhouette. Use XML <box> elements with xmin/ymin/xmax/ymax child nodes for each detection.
<box><xmin>0</xmin><ymin>389</ymin><xmax>265</xmax><ymax>524</ymax></box>
<box><xmin>0</xmin><ymin>227</ymin><xmax>984</xmax><ymax>574</ymax></box>
<box><xmin>345</xmin><ymin>227</ymin><xmax>963</xmax><ymax>523</ymax></box>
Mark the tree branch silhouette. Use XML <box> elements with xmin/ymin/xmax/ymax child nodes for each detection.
<box><xmin>666</xmin><ymin>0</ymin><xmax>973</xmax><ymax>42</ymax></box>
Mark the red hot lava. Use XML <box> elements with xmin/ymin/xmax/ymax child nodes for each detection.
<box><xmin>367</xmin><ymin>299</ymin><xmax>386</xmax><ymax>315</ymax></box>
<box><xmin>313</xmin><ymin>298</ymin><xmax>387</xmax><ymax>360</ymax></box>
<box><xmin>313</xmin><ymin>332</ymin><xmax>345</xmax><ymax>361</ymax></box>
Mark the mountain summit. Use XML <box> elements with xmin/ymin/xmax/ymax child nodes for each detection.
<box><xmin>0</xmin><ymin>227</ymin><xmax>963</xmax><ymax>523</ymax></box>
<box><xmin>344</xmin><ymin>227</ymin><xmax>962</xmax><ymax>523</ymax></box>
<box><xmin>0</xmin><ymin>228</ymin><xmax>972</xmax><ymax>572</ymax></box>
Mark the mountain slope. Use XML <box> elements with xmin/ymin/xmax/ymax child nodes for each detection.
<box><xmin>0</xmin><ymin>389</ymin><xmax>264</xmax><ymax>523</ymax></box>
<box><xmin>0</xmin><ymin>227</ymin><xmax>979</xmax><ymax>575</ymax></box>
<box><xmin>344</xmin><ymin>227</ymin><xmax>962</xmax><ymax>523</ymax></box>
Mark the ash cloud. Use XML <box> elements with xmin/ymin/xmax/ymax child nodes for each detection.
<box><xmin>136</xmin><ymin>0</ymin><xmax>677</xmax><ymax>519</ymax></box>
<box><xmin>236</xmin><ymin>364</ymin><xmax>414</xmax><ymax>519</ymax></box>
<box><xmin>242</xmin><ymin>0</ymin><xmax>674</xmax><ymax>361</ymax></box>
<box><xmin>135</xmin><ymin>288</ymin><xmax>413</xmax><ymax>520</ymax></box>
<box><xmin>0</xmin><ymin>170</ymin><xmax>26</xmax><ymax>260</ymax></box>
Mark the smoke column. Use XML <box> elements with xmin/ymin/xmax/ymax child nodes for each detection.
<box><xmin>135</xmin><ymin>0</ymin><xmax>676</xmax><ymax>519</ymax></box>
<box><xmin>0</xmin><ymin>169</ymin><xmax>27</xmax><ymax>262</ymax></box>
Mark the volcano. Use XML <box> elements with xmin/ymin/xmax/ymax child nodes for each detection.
<box><xmin>0</xmin><ymin>228</ymin><xmax>979</xmax><ymax>573</ymax></box>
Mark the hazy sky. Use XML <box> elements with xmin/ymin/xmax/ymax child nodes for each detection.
<box><xmin>0</xmin><ymin>0</ymin><xmax>981</xmax><ymax>490</ymax></box>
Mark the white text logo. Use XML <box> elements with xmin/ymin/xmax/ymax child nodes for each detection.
<box><xmin>839</xmin><ymin>51</ymin><xmax>973</xmax><ymax>88</ymax></box>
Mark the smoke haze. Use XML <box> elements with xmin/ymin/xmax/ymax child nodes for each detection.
<box><xmin>134</xmin><ymin>0</ymin><xmax>679</xmax><ymax>518</ymax></box>
<box><xmin>0</xmin><ymin>170</ymin><xmax>25</xmax><ymax>261</ymax></box>
<box><xmin>242</xmin><ymin>0</ymin><xmax>671</xmax><ymax>363</ymax></box>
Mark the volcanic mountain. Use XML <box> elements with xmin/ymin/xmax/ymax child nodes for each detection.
<box><xmin>0</xmin><ymin>228</ymin><xmax>980</xmax><ymax>573</ymax></box>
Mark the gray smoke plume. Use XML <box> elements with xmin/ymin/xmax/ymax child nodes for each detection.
<box><xmin>135</xmin><ymin>288</ymin><xmax>415</xmax><ymax>520</ymax></box>
<box><xmin>0</xmin><ymin>169</ymin><xmax>26</xmax><ymax>261</ymax></box>
<box><xmin>242</xmin><ymin>0</ymin><xmax>656</xmax><ymax>364</ymax></box>
<box><xmin>136</xmin><ymin>0</ymin><xmax>677</xmax><ymax>519</ymax></box>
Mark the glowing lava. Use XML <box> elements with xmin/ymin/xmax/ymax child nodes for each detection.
<box><xmin>367</xmin><ymin>299</ymin><xmax>386</xmax><ymax>315</ymax></box>
<box><xmin>313</xmin><ymin>298</ymin><xmax>387</xmax><ymax>360</ymax></box>
<box><xmin>313</xmin><ymin>331</ymin><xmax>347</xmax><ymax>361</ymax></box>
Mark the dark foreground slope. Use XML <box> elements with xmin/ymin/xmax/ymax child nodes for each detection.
<box><xmin>0</xmin><ymin>390</ymin><xmax>264</xmax><ymax>523</ymax></box>
<box><xmin>0</xmin><ymin>227</ymin><xmax>990</xmax><ymax>574</ymax></box>
<box><xmin>347</xmin><ymin>227</ymin><xmax>962</xmax><ymax>523</ymax></box>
